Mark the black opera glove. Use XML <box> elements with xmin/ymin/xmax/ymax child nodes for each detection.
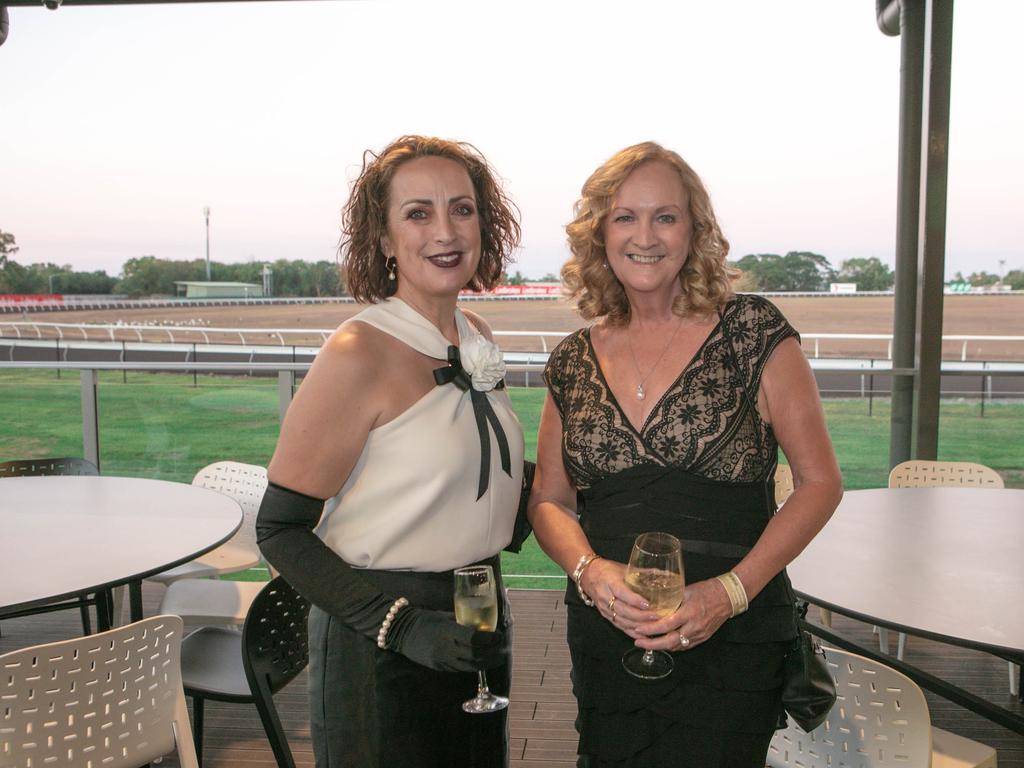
<box><xmin>387</xmin><ymin>608</ymin><xmax>508</xmax><ymax>673</ymax></box>
<box><xmin>256</xmin><ymin>481</ymin><xmax>506</xmax><ymax>672</ymax></box>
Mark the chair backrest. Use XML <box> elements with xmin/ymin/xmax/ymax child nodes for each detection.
<box><xmin>242</xmin><ymin>576</ymin><xmax>311</xmax><ymax>697</ymax></box>
<box><xmin>767</xmin><ymin>647</ymin><xmax>932</xmax><ymax>768</ymax></box>
<box><xmin>888</xmin><ymin>460</ymin><xmax>1004</xmax><ymax>489</ymax></box>
<box><xmin>0</xmin><ymin>457</ymin><xmax>98</xmax><ymax>479</ymax></box>
<box><xmin>0</xmin><ymin>615</ymin><xmax>198</xmax><ymax>768</ymax></box>
<box><xmin>774</xmin><ymin>463</ymin><xmax>795</xmax><ymax>505</ymax></box>
<box><xmin>191</xmin><ymin>460</ymin><xmax>268</xmax><ymax>555</ymax></box>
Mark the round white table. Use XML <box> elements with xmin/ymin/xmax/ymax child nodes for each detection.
<box><xmin>789</xmin><ymin>486</ymin><xmax>1024</xmax><ymax>655</ymax></box>
<box><xmin>788</xmin><ymin>486</ymin><xmax>1024</xmax><ymax>730</ymax></box>
<box><xmin>0</xmin><ymin>475</ymin><xmax>242</xmax><ymax>623</ymax></box>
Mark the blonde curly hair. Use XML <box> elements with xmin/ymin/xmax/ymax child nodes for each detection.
<box><xmin>563</xmin><ymin>142</ymin><xmax>736</xmax><ymax>324</ymax></box>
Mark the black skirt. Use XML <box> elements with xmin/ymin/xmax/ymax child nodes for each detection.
<box><xmin>569</xmin><ymin>465</ymin><xmax>796</xmax><ymax>767</ymax></box>
<box><xmin>307</xmin><ymin>557</ymin><xmax>511</xmax><ymax>768</ymax></box>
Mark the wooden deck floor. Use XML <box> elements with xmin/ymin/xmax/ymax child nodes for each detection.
<box><xmin>1</xmin><ymin>587</ymin><xmax>1021</xmax><ymax>767</ymax></box>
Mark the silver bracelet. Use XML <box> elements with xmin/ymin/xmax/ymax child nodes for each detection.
<box><xmin>376</xmin><ymin>597</ymin><xmax>409</xmax><ymax>649</ymax></box>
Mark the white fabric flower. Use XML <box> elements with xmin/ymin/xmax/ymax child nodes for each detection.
<box><xmin>460</xmin><ymin>333</ymin><xmax>506</xmax><ymax>392</ymax></box>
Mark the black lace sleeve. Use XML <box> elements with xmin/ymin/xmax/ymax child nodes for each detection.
<box><xmin>543</xmin><ymin>331</ymin><xmax>581</xmax><ymax>418</ymax></box>
<box><xmin>723</xmin><ymin>294</ymin><xmax>800</xmax><ymax>396</ymax></box>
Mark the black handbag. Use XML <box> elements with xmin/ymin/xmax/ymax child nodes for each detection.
<box><xmin>778</xmin><ymin>604</ymin><xmax>837</xmax><ymax>732</ymax></box>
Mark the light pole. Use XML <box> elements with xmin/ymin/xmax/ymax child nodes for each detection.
<box><xmin>48</xmin><ymin>272</ymin><xmax>59</xmax><ymax>294</ymax></box>
<box><xmin>203</xmin><ymin>206</ymin><xmax>211</xmax><ymax>281</ymax></box>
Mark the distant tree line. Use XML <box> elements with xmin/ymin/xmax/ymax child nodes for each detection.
<box><xmin>730</xmin><ymin>252</ymin><xmax>897</xmax><ymax>292</ymax></box>
<box><xmin>950</xmin><ymin>269</ymin><xmax>1024</xmax><ymax>289</ymax></box>
<box><xmin>3</xmin><ymin>229</ymin><xmax>1022</xmax><ymax>296</ymax></box>
<box><xmin>115</xmin><ymin>255</ymin><xmax>343</xmax><ymax>297</ymax></box>
<box><xmin>0</xmin><ymin>230</ymin><xmax>344</xmax><ymax>297</ymax></box>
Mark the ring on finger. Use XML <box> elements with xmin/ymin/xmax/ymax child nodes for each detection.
<box><xmin>608</xmin><ymin>595</ymin><xmax>617</xmax><ymax>619</ymax></box>
<box><xmin>678</xmin><ymin>632</ymin><xmax>690</xmax><ymax>648</ymax></box>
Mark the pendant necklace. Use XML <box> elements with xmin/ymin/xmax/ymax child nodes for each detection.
<box><xmin>627</xmin><ymin>314</ymin><xmax>686</xmax><ymax>401</ymax></box>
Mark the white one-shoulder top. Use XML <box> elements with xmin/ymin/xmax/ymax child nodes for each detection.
<box><xmin>316</xmin><ymin>298</ymin><xmax>525</xmax><ymax>572</ymax></box>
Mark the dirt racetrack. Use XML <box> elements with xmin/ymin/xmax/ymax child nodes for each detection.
<box><xmin>18</xmin><ymin>294</ymin><xmax>1024</xmax><ymax>359</ymax></box>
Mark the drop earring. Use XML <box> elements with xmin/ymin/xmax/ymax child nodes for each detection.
<box><xmin>385</xmin><ymin>255</ymin><xmax>397</xmax><ymax>281</ymax></box>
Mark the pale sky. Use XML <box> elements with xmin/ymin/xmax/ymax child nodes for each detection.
<box><xmin>1</xmin><ymin>0</ymin><xmax>1022</xmax><ymax>280</ymax></box>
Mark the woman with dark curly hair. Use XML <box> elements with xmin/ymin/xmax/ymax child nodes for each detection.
<box><xmin>256</xmin><ymin>135</ymin><xmax>527</xmax><ymax>767</ymax></box>
<box><xmin>528</xmin><ymin>142</ymin><xmax>842</xmax><ymax>767</ymax></box>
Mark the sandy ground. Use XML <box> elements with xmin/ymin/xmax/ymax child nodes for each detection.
<box><xmin>13</xmin><ymin>294</ymin><xmax>1024</xmax><ymax>358</ymax></box>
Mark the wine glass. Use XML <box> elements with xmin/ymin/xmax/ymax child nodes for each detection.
<box><xmin>453</xmin><ymin>564</ymin><xmax>509</xmax><ymax>713</ymax></box>
<box><xmin>621</xmin><ymin>531</ymin><xmax>685</xmax><ymax>680</ymax></box>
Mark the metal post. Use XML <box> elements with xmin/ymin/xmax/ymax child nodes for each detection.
<box><xmin>911</xmin><ymin>0</ymin><xmax>955</xmax><ymax>460</ymax></box>
<box><xmin>203</xmin><ymin>206</ymin><xmax>211</xmax><ymax>281</ymax></box>
<box><xmin>192</xmin><ymin>342</ymin><xmax>198</xmax><ymax>388</ymax></box>
<box><xmin>278</xmin><ymin>370</ymin><xmax>295</xmax><ymax>422</ymax></box>
<box><xmin>80</xmin><ymin>369</ymin><xmax>100</xmax><ymax>471</ymax></box>
<box><xmin>888</xmin><ymin>0</ymin><xmax>925</xmax><ymax>471</ymax></box>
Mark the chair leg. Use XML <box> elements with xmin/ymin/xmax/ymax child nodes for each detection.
<box><xmin>78</xmin><ymin>597</ymin><xmax>92</xmax><ymax>635</ymax></box>
<box><xmin>174</xmin><ymin>690</ymin><xmax>200</xmax><ymax>768</ymax></box>
<box><xmin>878</xmin><ymin>627</ymin><xmax>890</xmax><ymax>654</ymax></box>
<box><xmin>192</xmin><ymin>696</ymin><xmax>205</xmax><ymax>766</ymax></box>
<box><xmin>251</xmin><ymin>675</ymin><xmax>296</xmax><ymax>768</ymax></box>
<box><xmin>110</xmin><ymin>586</ymin><xmax>126</xmax><ymax>627</ymax></box>
<box><xmin>896</xmin><ymin>632</ymin><xmax>907</xmax><ymax>661</ymax></box>
<box><xmin>1010</xmin><ymin>662</ymin><xmax>1020</xmax><ymax>698</ymax></box>
<box><xmin>818</xmin><ymin>607</ymin><xmax>832</xmax><ymax>627</ymax></box>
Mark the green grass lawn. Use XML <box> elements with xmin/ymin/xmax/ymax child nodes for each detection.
<box><xmin>2</xmin><ymin>369</ymin><xmax>1022</xmax><ymax>587</ymax></box>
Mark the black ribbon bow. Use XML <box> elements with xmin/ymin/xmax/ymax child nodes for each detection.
<box><xmin>433</xmin><ymin>345</ymin><xmax>512</xmax><ymax>500</ymax></box>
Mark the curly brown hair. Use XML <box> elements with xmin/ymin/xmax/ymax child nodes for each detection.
<box><xmin>341</xmin><ymin>135</ymin><xmax>521</xmax><ymax>303</ymax></box>
<box><xmin>563</xmin><ymin>141</ymin><xmax>737</xmax><ymax>324</ymax></box>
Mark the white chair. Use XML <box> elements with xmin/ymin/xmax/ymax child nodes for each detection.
<box><xmin>158</xmin><ymin>461</ymin><xmax>271</xmax><ymax>626</ymax></box>
<box><xmin>884</xmin><ymin>460</ymin><xmax>1016</xmax><ymax>695</ymax></box>
<box><xmin>889</xmin><ymin>460</ymin><xmax>1004</xmax><ymax>489</ymax></box>
<box><xmin>774</xmin><ymin>463</ymin><xmax>795</xmax><ymax>506</ymax></box>
<box><xmin>768</xmin><ymin>647</ymin><xmax>997</xmax><ymax>768</ymax></box>
<box><xmin>149</xmin><ymin>461</ymin><xmax>266</xmax><ymax>584</ymax></box>
<box><xmin>0</xmin><ymin>614</ymin><xmax>198</xmax><ymax>768</ymax></box>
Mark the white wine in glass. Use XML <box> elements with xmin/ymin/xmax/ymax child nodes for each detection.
<box><xmin>453</xmin><ymin>565</ymin><xmax>509</xmax><ymax>713</ymax></box>
<box><xmin>622</xmin><ymin>532</ymin><xmax>684</xmax><ymax>680</ymax></box>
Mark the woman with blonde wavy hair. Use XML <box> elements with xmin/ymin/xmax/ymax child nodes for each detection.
<box><xmin>528</xmin><ymin>142</ymin><xmax>842</xmax><ymax>767</ymax></box>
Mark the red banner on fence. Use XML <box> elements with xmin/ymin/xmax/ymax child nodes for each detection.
<box><xmin>0</xmin><ymin>294</ymin><xmax>64</xmax><ymax>305</ymax></box>
<box><xmin>460</xmin><ymin>283</ymin><xmax>561</xmax><ymax>297</ymax></box>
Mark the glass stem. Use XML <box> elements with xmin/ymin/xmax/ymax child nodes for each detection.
<box><xmin>641</xmin><ymin>649</ymin><xmax>656</xmax><ymax>666</ymax></box>
<box><xmin>477</xmin><ymin>670</ymin><xmax>490</xmax><ymax>695</ymax></box>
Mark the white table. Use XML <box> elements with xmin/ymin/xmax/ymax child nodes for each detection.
<box><xmin>0</xmin><ymin>475</ymin><xmax>242</xmax><ymax>624</ymax></box>
<box><xmin>788</xmin><ymin>486</ymin><xmax>1024</xmax><ymax>730</ymax></box>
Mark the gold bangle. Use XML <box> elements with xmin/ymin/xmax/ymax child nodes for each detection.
<box><xmin>571</xmin><ymin>552</ymin><xmax>601</xmax><ymax>607</ymax></box>
<box><xmin>715</xmin><ymin>571</ymin><xmax>749</xmax><ymax>617</ymax></box>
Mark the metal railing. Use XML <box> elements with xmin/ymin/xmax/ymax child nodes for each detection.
<box><xmin>6</xmin><ymin>358</ymin><xmax>1024</xmax><ymax>472</ymax></box>
<box><xmin>5</xmin><ymin>321</ymin><xmax>1024</xmax><ymax>361</ymax></box>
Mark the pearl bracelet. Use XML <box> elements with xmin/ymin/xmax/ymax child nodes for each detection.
<box><xmin>376</xmin><ymin>597</ymin><xmax>409</xmax><ymax>649</ymax></box>
<box><xmin>715</xmin><ymin>571</ymin><xmax>749</xmax><ymax>617</ymax></box>
<box><xmin>571</xmin><ymin>552</ymin><xmax>601</xmax><ymax>607</ymax></box>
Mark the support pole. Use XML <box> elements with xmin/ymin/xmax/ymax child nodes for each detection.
<box><xmin>912</xmin><ymin>0</ymin><xmax>955</xmax><ymax>459</ymax></box>
<box><xmin>80</xmin><ymin>369</ymin><xmax>100</xmax><ymax>471</ymax></box>
<box><xmin>889</xmin><ymin>0</ymin><xmax>925</xmax><ymax>469</ymax></box>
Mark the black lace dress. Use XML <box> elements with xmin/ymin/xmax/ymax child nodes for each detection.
<box><xmin>543</xmin><ymin>294</ymin><xmax>800</xmax><ymax>768</ymax></box>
